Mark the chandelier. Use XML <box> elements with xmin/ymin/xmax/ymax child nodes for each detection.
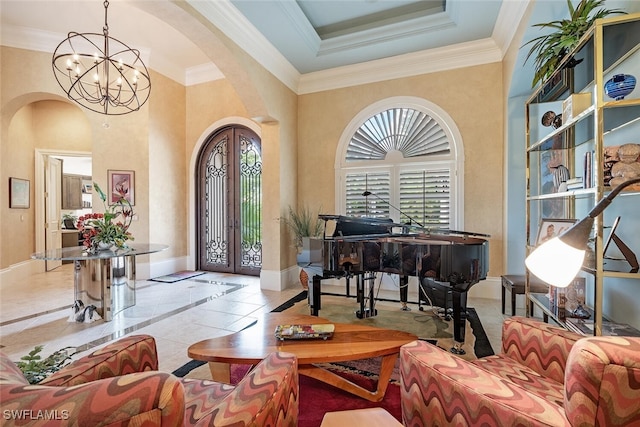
<box><xmin>52</xmin><ymin>1</ymin><xmax>151</xmax><ymax>115</ymax></box>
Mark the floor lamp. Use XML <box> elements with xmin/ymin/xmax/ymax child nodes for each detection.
<box><xmin>525</xmin><ymin>177</ymin><xmax>640</xmax><ymax>288</ymax></box>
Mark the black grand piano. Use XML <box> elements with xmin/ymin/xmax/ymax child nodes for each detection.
<box><xmin>301</xmin><ymin>215</ymin><xmax>489</xmax><ymax>354</ymax></box>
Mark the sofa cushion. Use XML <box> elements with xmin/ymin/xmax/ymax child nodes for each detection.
<box><xmin>472</xmin><ymin>354</ymin><xmax>564</xmax><ymax>406</ymax></box>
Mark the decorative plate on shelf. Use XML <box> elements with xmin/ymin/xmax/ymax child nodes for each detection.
<box><xmin>274</xmin><ymin>324</ymin><xmax>335</xmax><ymax>341</ymax></box>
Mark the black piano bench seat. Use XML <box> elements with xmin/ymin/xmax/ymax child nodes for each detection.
<box><xmin>501</xmin><ymin>274</ymin><xmax>549</xmax><ymax>317</ymax></box>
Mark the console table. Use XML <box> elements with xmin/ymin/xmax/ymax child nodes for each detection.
<box><xmin>31</xmin><ymin>244</ymin><xmax>168</xmax><ymax>321</ymax></box>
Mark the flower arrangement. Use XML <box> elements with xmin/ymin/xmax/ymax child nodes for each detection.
<box><xmin>77</xmin><ymin>183</ymin><xmax>134</xmax><ymax>252</ymax></box>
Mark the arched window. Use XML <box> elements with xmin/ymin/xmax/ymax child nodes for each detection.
<box><xmin>336</xmin><ymin>97</ymin><xmax>464</xmax><ymax>230</ymax></box>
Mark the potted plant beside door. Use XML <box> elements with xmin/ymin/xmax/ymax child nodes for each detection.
<box><xmin>283</xmin><ymin>205</ymin><xmax>323</xmax><ymax>289</ymax></box>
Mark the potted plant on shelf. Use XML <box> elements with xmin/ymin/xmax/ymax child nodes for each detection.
<box><xmin>62</xmin><ymin>213</ymin><xmax>78</xmax><ymax>229</ymax></box>
<box><xmin>522</xmin><ymin>0</ymin><xmax>625</xmax><ymax>88</ymax></box>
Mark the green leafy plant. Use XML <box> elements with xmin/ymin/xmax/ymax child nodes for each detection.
<box><xmin>77</xmin><ymin>183</ymin><xmax>134</xmax><ymax>251</ymax></box>
<box><xmin>15</xmin><ymin>345</ymin><xmax>75</xmax><ymax>384</ymax></box>
<box><xmin>522</xmin><ymin>0</ymin><xmax>626</xmax><ymax>87</ymax></box>
<box><xmin>282</xmin><ymin>205</ymin><xmax>323</xmax><ymax>249</ymax></box>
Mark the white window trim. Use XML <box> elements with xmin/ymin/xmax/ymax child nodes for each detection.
<box><xmin>334</xmin><ymin>96</ymin><xmax>465</xmax><ymax>230</ymax></box>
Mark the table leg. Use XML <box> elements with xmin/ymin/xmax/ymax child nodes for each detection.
<box><xmin>208</xmin><ymin>361</ymin><xmax>231</xmax><ymax>384</ymax></box>
<box><xmin>298</xmin><ymin>353</ymin><xmax>397</xmax><ymax>402</ymax></box>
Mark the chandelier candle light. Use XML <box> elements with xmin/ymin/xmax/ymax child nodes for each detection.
<box><xmin>52</xmin><ymin>0</ymin><xmax>151</xmax><ymax>115</ymax></box>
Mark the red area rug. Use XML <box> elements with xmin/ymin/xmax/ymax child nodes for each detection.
<box><xmin>230</xmin><ymin>363</ymin><xmax>401</xmax><ymax>427</ymax></box>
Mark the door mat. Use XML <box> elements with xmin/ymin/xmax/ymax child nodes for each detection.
<box><xmin>150</xmin><ymin>271</ymin><xmax>205</xmax><ymax>283</ymax></box>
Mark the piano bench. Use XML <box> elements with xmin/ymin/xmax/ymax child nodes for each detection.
<box><xmin>501</xmin><ymin>275</ymin><xmax>549</xmax><ymax>317</ymax></box>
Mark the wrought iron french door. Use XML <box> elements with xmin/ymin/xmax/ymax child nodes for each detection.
<box><xmin>197</xmin><ymin>126</ymin><xmax>262</xmax><ymax>275</ymax></box>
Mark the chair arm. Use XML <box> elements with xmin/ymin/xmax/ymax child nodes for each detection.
<box><xmin>186</xmin><ymin>352</ymin><xmax>298</xmax><ymax>427</ymax></box>
<box><xmin>502</xmin><ymin>316</ymin><xmax>582</xmax><ymax>384</ymax></box>
<box><xmin>400</xmin><ymin>341</ymin><xmax>570</xmax><ymax>427</ymax></box>
<box><xmin>565</xmin><ymin>336</ymin><xmax>640</xmax><ymax>426</ymax></box>
<box><xmin>41</xmin><ymin>334</ymin><xmax>158</xmax><ymax>386</ymax></box>
<box><xmin>1</xmin><ymin>371</ymin><xmax>185</xmax><ymax>426</ymax></box>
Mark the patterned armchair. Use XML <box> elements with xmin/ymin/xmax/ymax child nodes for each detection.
<box><xmin>1</xmin><ymin>334</ymin><xmax>298</xmax><ymax>426</ymax></box>
<box><xmin>400</xmin><ymin>316</ymin><xmax>640</xmax><ymax>426</ymax></box>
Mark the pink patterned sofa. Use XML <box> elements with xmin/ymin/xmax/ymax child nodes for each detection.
<box><xmin>1</xmin><ymin>334</ymin><xmax>298</xmax><ymax>426</ymax></box>
<box><xmin>400</xmin><ymin>316</ymin><xmax>640</xmax><ymax>426</ymax></box>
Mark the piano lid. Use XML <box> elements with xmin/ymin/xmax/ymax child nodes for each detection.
<box><xmin>319</xmin><ymin>214</ymin><xmax>490</xmax><ymax>240</ymax></box>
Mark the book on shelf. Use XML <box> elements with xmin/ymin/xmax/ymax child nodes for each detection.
<box><xmin>566</xmin><ymin>177</ymin><xmax>584</xmax><ymax>190</ymax></box>
<box><xmin>565</xmin><ymin>277</ymin><xmax>586</xmax><ymax>314</ymax></box>
<box><xmin>566</xmin><ymin>318</ymin><xmax>640</xmax><ymax>337</ymax></box>
<box><xmin>583</xmin><ymin>150</ymin><xmax>593</xmax><ymax>189</ymax></box>
<box><xmin>549</xmin><ymin>286</ymin><xmax>566</xmax><ymax>321</ymax></box>
<box><xmin>549</xmin><ymin>279</ymin><xmax>587</xmax><ymax>323</ymax></box>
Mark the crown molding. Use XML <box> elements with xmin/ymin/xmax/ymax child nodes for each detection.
<box><xmin>491</xmin><ymin>0</ymin><xmax>532</xmax><ymax>56</ymax></box>
<box><xmin>186</xmin><ymin>63</ymin><xmax>225</xmax><ymax>86</ymax></box>
<box><xmin>298</xmin><ymin>38</ymin><xmax>502</xmax><ymax>95</ymax></box>
<box><xmin>187</xmin><ymin>0</ymin><xmax>300</xmax><ymax>92</ymax></box>
<box><xmin>276</xmin><ymin>0</ymin><xmax>320</xmax><ymax>53</ymax></box>
<box><xmin>318</xmin><ymin>11</ymin><xmax>455</xmax><ymax>56</ymax></box>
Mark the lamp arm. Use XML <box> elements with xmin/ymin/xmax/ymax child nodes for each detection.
<box><xmin>588</xmin><ymin>177</ymin><xmax>640</xmax><ymax>218</ymax></box>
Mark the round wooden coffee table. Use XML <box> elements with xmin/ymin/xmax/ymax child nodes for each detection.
<box><xmin>188</xmin><ymin>312</ymin><xmax>417</xmax><ymax>402</ymax></box>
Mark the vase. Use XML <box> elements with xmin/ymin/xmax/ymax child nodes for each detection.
<box><xmin>604</xmin><ymin>74</ymin><xmax>636</xmax><ymax>100</ymax></box>
<box><xmin>96</xmin><ymin>242</ymin><xmax>114</xmax><ymax>251</ymax></box>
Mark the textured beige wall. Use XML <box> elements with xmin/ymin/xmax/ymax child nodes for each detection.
<box><xmin>149</xmin><ymin>71</ymin><xmax>187</xmax><ymax>261</ymax></box>
<box><xmin>2</xmin><ymin>47</ymin><xmax>162</xmax><ymax>269</ymax></box>
<box><xmin>298</xmin><ymin>62</ymin><xmax>505</xmax><ymax>277</ymax></box>
<box><xmin>2</xmin><ymin>105</ymin><xmax>36</xmax><ymax>268</ymax></box>
<box><xmin>1</xmin><ymin>96</ymin><xmax>91</xmax><ymax>268</ymax></box>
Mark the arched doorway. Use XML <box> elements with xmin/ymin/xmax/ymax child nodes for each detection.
<box><xmin>196</xmin><ymin>125</ymin><xmax>262</xmax><ymax>276</ymax></box>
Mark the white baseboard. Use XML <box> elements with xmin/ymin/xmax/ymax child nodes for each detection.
<box><xmin>260</xmin><ymin>266</ymin><xmax>302</xmax><ymax>292</ymax></box>
<box><xmin>468</xmin><ymin>276</ymin><xmax>501</xmax><ymax>301</ymax></box>
<box><xmin>0</xmin><ymin>259</ymin><xmax>41</xmax><ymax>288</ymax></box>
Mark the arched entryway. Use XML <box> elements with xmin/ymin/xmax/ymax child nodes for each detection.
<box><xmin>196</xmin><ymin>125</ymin><xmax>262</xmax><ymax>276</ymax></box>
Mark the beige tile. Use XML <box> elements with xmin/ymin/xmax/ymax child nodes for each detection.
<box><xmin>1</xmin><ymin>264</ymin><xmax>505</xmax><ymax>373</ymax></box>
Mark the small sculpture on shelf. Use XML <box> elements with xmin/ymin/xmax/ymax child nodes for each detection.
<box><xmin>541</xmin><ymin>111</ymin><xmax>563</xmax><ymax>129</ymax></box>
<box><xmin>609</xmin><ymin>143</ymin><xmax>640</xmax><ymax>189</ymax></box>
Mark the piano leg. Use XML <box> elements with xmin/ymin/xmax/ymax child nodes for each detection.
<box><xmin>400</xmin><ymin>275</ymin><xmax>410</xmax><ymax>311</ymax></box>
<box><xmin>310</xmin><ymin>275</ymin><xmax>322</xmax><ymax>316</ymax></box>
<box><xmin>345</xmin><ymin>276</ymin><xmax>351</xmax><ymax>297</ymax></box>
<box><xmin>450</xmin><ymin>289</ymin><xmax>469</xmax><ymax>355</ymax></box>
<box><xmin>356</xmin><ymin>273</ymin><xmax>377</xmax><ymax>319</ymax></box>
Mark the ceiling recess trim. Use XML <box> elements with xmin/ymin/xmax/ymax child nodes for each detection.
<box><xmin>298</xmin><ymin>38</ymin><xmax>503</xmax><ymax>95</ymax></box>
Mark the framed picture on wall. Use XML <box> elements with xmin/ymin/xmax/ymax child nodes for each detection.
<box><xmin>107</xmin><ymin>170</ymin><xmax>135</xmax><ymax>205</ymax></box>
<box><xmin>535</xmin><ymin>218</ymin><xmax>577</xmax><ymax>246</ymax></box>
<box><xmin>9</xmin><ymin>177</ymin><xmax>30</xmax><ymax>209</ymax></box>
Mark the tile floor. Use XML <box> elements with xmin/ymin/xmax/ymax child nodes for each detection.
<box><xmin>0</xmin><ymin>263</ymin><xmax>515</xmax><ymax>373</ymax></box>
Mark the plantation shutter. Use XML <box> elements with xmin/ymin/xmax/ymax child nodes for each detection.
<box><xmin>341</xmin><ymin>105</ymin><xmax>457</xmax><ymax>229</ymax></box>
<box><xmin>345</xmin><ymin>172</ymin><xmax>390</xmax><ymax>218</ymax></box>
<box><xmin>399</xmin><ymin>169</ymin><xmax>451</xmax><ymax>229</ymax></box>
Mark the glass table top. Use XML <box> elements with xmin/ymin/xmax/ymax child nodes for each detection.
<box><xmin>31</xmin><ymin>243</ymin><xmax>168</xmax><ymax>261</ymax></box>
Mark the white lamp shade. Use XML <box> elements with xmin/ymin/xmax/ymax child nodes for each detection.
<box><xmin>525</xmin><ymin>237</ymin><xmax>586</xmax><ymax>287</ymax></box>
